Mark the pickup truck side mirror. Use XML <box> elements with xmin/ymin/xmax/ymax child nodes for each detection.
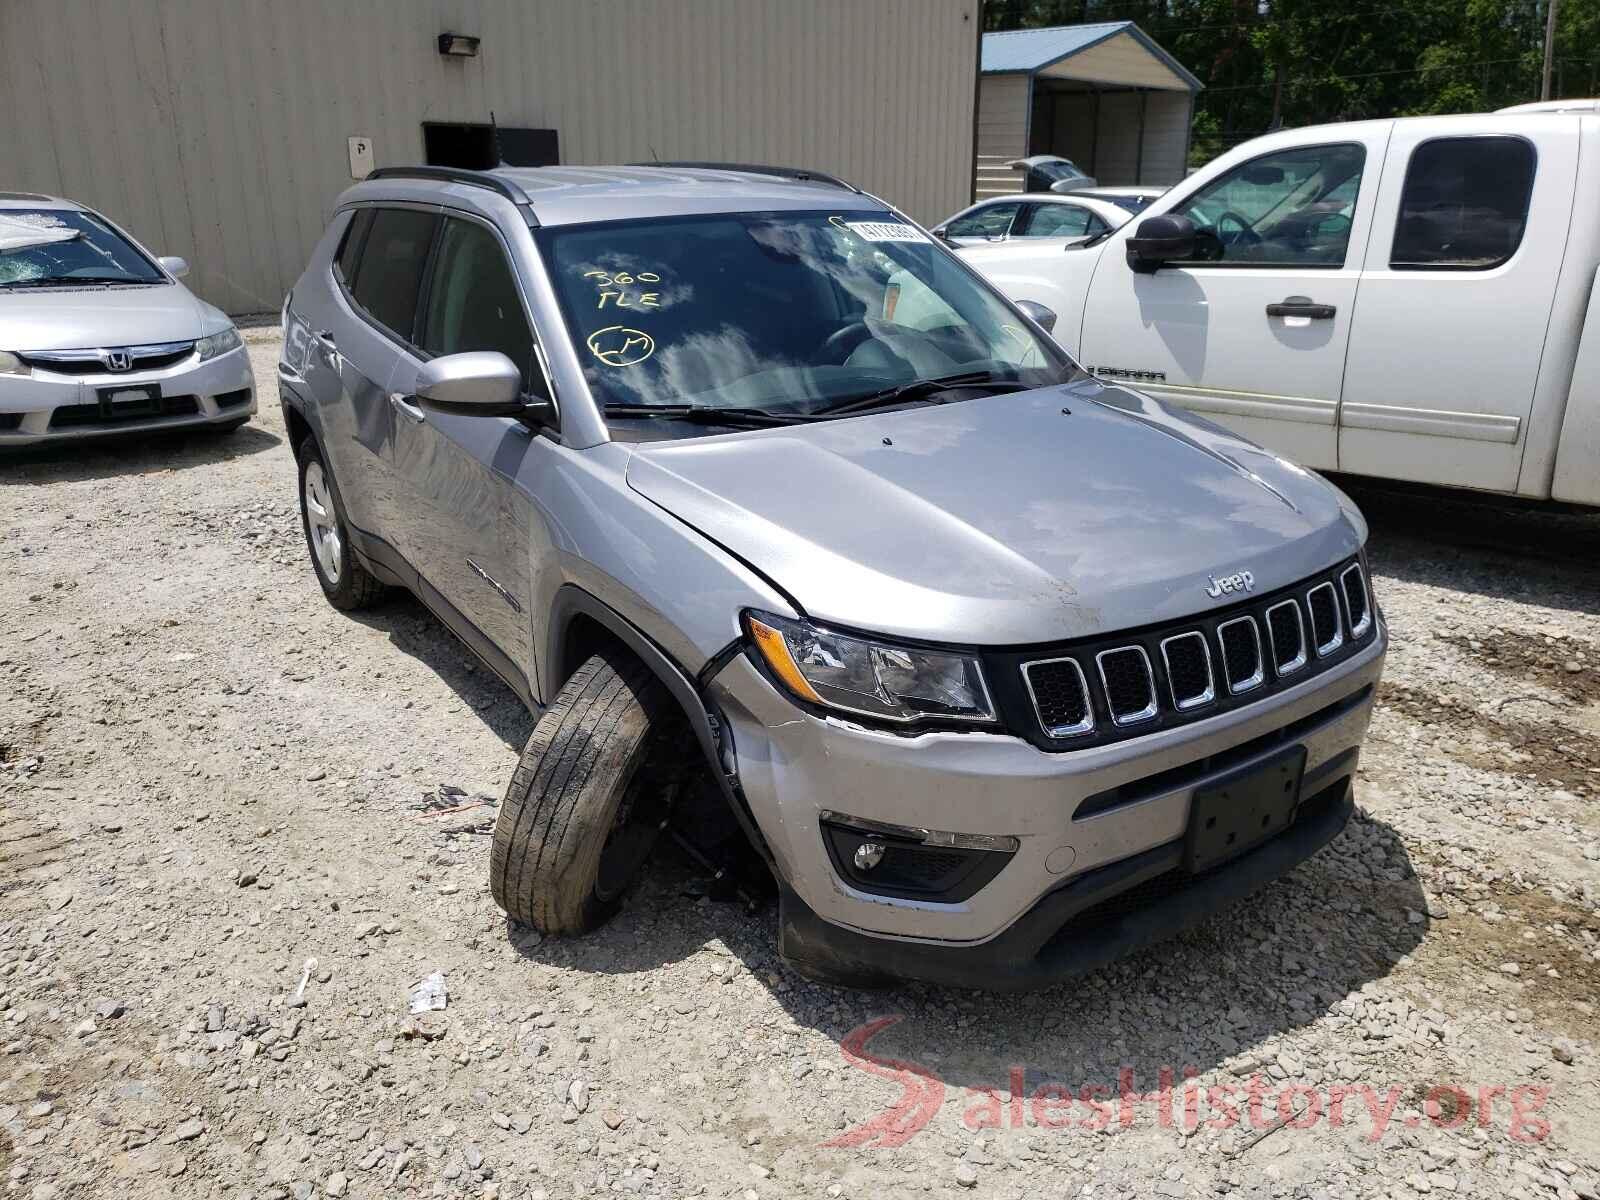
<box><xmin>1014</xmin><ymin>299</ymin><xmax>1057</xmax><ymax>334</ymax></box>
<box><xmin>1125</xmin><ymin>214</ymin><xmax>1197</xmax><ymax>274</ymax></box>
<box><xmin>415</xmin><ymin>351</ymin><xmax>555</xmax><ymax>425</ymax></box>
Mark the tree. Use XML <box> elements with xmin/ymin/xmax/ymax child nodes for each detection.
<box><xmin>983</xmin><ymin>0</ymin><xmax>1599</xmax><ymax>166</ymax></box>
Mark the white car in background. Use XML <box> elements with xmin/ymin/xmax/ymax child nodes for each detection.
<box><xmin>0</xmin><ymin>192</ymin><xmax>254</xmax><ymax>446</ymax></box>
<box><xmin>932</xmin><ymin>192</ymin><xmax>1134</xmax><ymax>248</ymax></box>
<box><xmin>1061</xmin><ymin>185</ymin><xmax>1169</xmax><ymax>215</ymax></box>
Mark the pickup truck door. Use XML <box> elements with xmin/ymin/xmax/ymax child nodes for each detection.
<box><xmin>1338</xmin><ymin>118</ymin><xmax>1578</xmax><ymax>492</ymax></box>
<box><xmin>1077</xmin><ymin>129</ymin><xmax>1393</xmax><ymax>470</ymax></box>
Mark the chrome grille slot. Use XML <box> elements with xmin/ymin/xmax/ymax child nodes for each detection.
<box><xmin>1340</xmin><ymin>564</ymin><xmax>1371</xmax><ymax>638</ymax></box>
<box><xmin>1307</xmin><ymin>582</ymin><xmax>1344</xmax><ymax>656</ymax></box>
<box><xmin>19</xmin><ymin>341</ymin><xmax>195</xmax><ymax>376</ymax></box>
<box><xmin>1000</xmin><ymin>556</ymin><xmax>1371</xmax><ymax>751</ymax></box>
<box><xmin>1266</xmin><ymin>599</ymin><xmax>1307</xmax><ymax>676</ymax></box>
<box><xmin>1159</xmin><ymin>631</ymin><xmax>1214</xmax><ymax>710</ymax></box>
<box><xmin>1022</xmin><ymin>657</ymin><xmax>1094</xmax><ymax>737</ymax></box>
<box><xmin>1217</xmin><ymin>616</ymin><xmax>1264</xmax><ymax>693</ymax></box>
<box><xmin>1096</xmin><ymin>646</ymin><xmax>1158</xmax><ymax>725</ymax></box>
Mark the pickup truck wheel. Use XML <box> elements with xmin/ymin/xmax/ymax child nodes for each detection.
<box><xmin>491</xmin><ymin>649</ymin><xmax>681</xmax><ymax>935</ymax></box>
<box><xmin>296</xmin><ymin>440</ymin><xmax>386</xmax><ymax>611</ymax></box>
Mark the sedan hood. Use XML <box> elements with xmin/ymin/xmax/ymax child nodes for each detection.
<box><xmin>625</xmin><ymin>380</ymin><xmax>1363</xmax><ymax>645</ymax></box>
<box><xmin>0</xmin><ymin>283</ymin><xmax>203</xmax><ymax>351</ymax></box>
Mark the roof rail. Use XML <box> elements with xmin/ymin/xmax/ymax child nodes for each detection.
<box><xmin>625</xmin><ymin>161</ymin><xmax>862</xmax><ymax>193</ymax></box>
<box><xmin>364</xmin><ymin>166</ymin><xmax>539</xmax><ymax>224</ymax></box>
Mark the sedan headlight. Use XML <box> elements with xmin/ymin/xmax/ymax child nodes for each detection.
<box><xmin>0</xmin><ymin>350</ymin><xmax>29</xmax><ymax>376</ymax></box>
<box><xmin>196</xmin><ymin>326</ymin><xmax>243</xmax><ymax>360</ymax></box>
<box><xmin>746</xmin><ymin>611</ymin><xmax>995</xmax><ymax>724</ymax></box>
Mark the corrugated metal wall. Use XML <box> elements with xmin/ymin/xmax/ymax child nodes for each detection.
<box><xmin>0</xmin><ymin>0</ymin><xmax>979</xmax><ymax>315</ymax></box>
<box><xmin>974</xmin><ymin>75</ymin><xmax>1031</xmax><ymax>198</ymax></box>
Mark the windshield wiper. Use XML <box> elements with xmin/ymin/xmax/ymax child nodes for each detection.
<box><xmin>0</xmin><ymin>275</ymin><xmax>150</xmax><ymax>288</ymax></box>
<box><xmin>603</xmin><ymin>403</ymin><xmax>815</xmax><ymax>428</ymax></box>
<box><xmin>815</xmin><ymin>371</ymin><xmax>1033</xmax><ymax>417</ymax></box>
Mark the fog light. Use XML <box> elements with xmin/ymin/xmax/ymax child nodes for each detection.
<box><xmin>852</xmin><ymin>842</ymin><xmax>885</xmax><ymax>871</ymax></box>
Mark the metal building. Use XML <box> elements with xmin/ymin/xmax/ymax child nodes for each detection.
<box><xmin>0</xmin><ymin>0</ymin><xmax>980</xmax><ymax>315</ymax></box>
<box><xmin>976</xmin><ymin>22</ymin><xmax>1201</xmax><ymax>200</ymax></box>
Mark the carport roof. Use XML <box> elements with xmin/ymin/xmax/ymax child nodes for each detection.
<box><xmin>981</xmin><ymin>21</ymin><xmax>1203</xmax><ymax>91</ymax></box>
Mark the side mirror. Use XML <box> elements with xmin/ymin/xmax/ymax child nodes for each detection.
<box><xmin>1015</xmin><ymin>299</ymin><xmax>1057</xmax><ymax>334</ymax></box>
<box><xmin>1125</xmin><ymin>214</ymin><xmax>1196</xmax><ymax>274</ymax></box>
<box><xmin>414</xmin><ymin>351</ymin><xmax>529</xmax><ymax>418</ymax></box>
<box><xmin>158</xmin><ymin>255</ymin><xmax>189</xmax><ymax>279</ymax></box>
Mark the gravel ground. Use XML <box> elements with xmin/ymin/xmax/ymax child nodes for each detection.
<box><xmin>2</xmin><ymin>329</ymin><xmax>1597</xmax><ymax>1200</ymax></box>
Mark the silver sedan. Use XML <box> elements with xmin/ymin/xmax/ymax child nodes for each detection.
<box><xmin>0</xmin><ymin>194</ymin><xmax>254</xmax><ymax>446</ymax></box>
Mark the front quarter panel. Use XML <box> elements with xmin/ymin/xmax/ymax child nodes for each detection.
<box><xmin>524</xmin><ymin>440</ymin><xmax>794</xmax><ymax>703</ymax></box>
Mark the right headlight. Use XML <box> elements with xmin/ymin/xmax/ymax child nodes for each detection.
<box><xmin>745</xmin><ymin>611</ymin><xmax>996</xmax><ymax>725</ymax></box>
<box><xmin>196</xmin><ymin>326</ymin><xmax>243</xmax><ymax>360</ymax></box>
<box><xmin>0</xmin><ymin>351</ymin><xmax>30</xmax><ymax>376</ymax></box>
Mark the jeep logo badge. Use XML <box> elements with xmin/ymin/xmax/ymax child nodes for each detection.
<box><xmin>1205</xmin><ymin>570</ymin><xmax>1255</xmax><ymax>599</ymax></box>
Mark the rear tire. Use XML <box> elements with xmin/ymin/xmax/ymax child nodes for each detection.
<box><xmin>296</xmin><ymin>438</ymin><xmax>386</xmax><ymax>611</ymax></box>
<box><xmin>491</xmin><ymin>648</ymin><xmax>681</xmax><ymax>935</ymax></box>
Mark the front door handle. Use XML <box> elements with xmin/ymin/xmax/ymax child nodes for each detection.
<box><xmin>389</xmin><ymin>391</ymin><xmax>426</xmax><ymax>424</ymax></box>
<box><xmin>1266</xmin><ymin>296</ymin><xmax>1337</xmax><ymax>320</ymax></box>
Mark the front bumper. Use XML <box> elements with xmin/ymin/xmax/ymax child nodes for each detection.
<box><xmin>0</xmin><ymin>344</ymin><xmax>255</xmax><ymax>446</ymax></box>
<box><xmin>708</xmin><ymin>618</ymin><xmax>1385</xmax><ymax>984</ymax></box>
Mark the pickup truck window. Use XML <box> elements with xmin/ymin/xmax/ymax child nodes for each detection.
<box><xmin>1170</xmin><ymin>143</ymin><xmax>1365</xmax><ymax>269</ymax></box>
<box><xmin>1390</xmin><ymin>136</ymin><xmax>1536</xmax><ymax>271</ymax></box>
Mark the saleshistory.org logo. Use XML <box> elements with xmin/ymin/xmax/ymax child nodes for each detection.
<box><xmin>1205</xmin><ymin>570</ymin><xmax>1255</xmax><ymax>599</ymax></box>
<box><xmin>822</xmin><ymin>1017</ymin><xmax>1552</xmax><ymax>1150</ymax></box>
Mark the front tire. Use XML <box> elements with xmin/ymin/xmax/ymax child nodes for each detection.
<box><xmin>491</xmin><ymin>649</ymin><xmax>682</xmax><ymax>935</ymax></box>
<box><xmin>296</xmin><ymin>438</ymin><xmax>386</xmax><ymax>611</ymax></box>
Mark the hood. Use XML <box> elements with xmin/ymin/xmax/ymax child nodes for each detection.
<box><xmin>0</xmin><ymin>283</ymin><xmax>204</xmax><ymax>351</ymax></box>
<box><xmin>625</xmin><ymin>379</ymin><xmax>1362</xmax><ymax>645</ymax></box>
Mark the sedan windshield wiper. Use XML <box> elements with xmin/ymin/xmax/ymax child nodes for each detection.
<box><xmin>0</xmin><ymin>275</ymin><xmax>150</xmax><ymax>288</ymax></box>
<box><xmin>603</xmin><ymin>403</ymin><xmax>816</xmax><ymax>428</ymax></box>
<box><xmin>815</xmin><ymin>371</ymin><xmax>1033</xmax><ymax>417</ymax></box>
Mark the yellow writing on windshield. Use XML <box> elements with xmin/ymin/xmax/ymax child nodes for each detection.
<box><xmin>587</xmin><ymin>325</ymin><xmax>656</xmax><ymax>367</ymax></box>
<box><xmin>584</xmin><ymin>269</ymin><xmax>663</xmax><ymax>309</ymax></box>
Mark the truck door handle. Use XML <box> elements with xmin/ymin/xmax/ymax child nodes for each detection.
<box><xmin>388</xmin><ymin>392</ymin><xmax>426</xmax><ymax>424</ymax></box>
<box><xmin>1266</xmin><ymin>297</ymin><xmax>1336</xmax><ymax>320</ymax></box>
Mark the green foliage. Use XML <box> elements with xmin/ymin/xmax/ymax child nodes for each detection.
<box><xmin>983</xmin><ymin>0</ymin><xmax>1598</xmax><ymax>166</ymax></box>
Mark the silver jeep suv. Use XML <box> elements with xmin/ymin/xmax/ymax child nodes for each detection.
<box><xmin>279</xmin><ymin>163</ymin><xmax>1386</xmax><ymax>989</ymax></box>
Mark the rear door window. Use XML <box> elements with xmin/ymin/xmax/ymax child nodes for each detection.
<box><xmin>417</xmin><ymin>218</ymin><xmax>541</xmax><ymax>395</ymax></box>
<box><xmin>1018</xmin><ymin>203</ymin><xmax>1097</xmax><ymax>238</ymax></box>
<box><xmin>333</xmin><ymin>209</ymin><xmax>373</xmax><ymax>286</ymax></box>
<box><xmin>945</xmin><ymin>202</ymin><xmax>1021</xmax><ymax>239</ymax></box>
<box><xmin>345</xmin><ymin>207</ymin><xmax>439</xmax><ymax>342</ymax></box>
<box><xmin>1390</xmin><ymin>136</ymin><xmax>1536</xmax><ymax>270</ymax></box>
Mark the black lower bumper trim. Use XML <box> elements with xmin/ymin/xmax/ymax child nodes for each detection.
<box><xmin>779</xmin><ymin>763</ymin><xmax>1356</xmax><ymax>992</ymax></box>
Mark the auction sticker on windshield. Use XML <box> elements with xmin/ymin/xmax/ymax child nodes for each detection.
<box><xmin>845</xmin><ymin>221</ymin><xmax>927</xmax><ymax>243</ymax></box>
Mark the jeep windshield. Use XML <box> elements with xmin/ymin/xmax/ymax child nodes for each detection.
<box><xmin>538</xmin><ymin>209</ymin><xmax>1074</xmax><ymax>423</ymax></box>
<box><xmin>0</xmin><ymin>210</ymin><xmax>165</xmax><ymax>287</ymax></box>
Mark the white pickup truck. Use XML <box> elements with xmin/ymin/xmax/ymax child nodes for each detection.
<box><xmin>961</xmin><ymin>107</ymin><xmax>1600</xmax><ymax>506</ymax></box>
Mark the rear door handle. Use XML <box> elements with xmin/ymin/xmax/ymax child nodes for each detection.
<box><xmin>312</xmin><ymin>329</ymin><xmax>341</xmax><ymax>366</ymax></box>
<box><xmin>1266</xmin><ymin>296</ymin><xmax>1336</xmax><ymax>320</ymax></box>
<box><xmin>389</xmin><ymin>391</ymin><xmax>426</xmax><ymax>423</ymax></box>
